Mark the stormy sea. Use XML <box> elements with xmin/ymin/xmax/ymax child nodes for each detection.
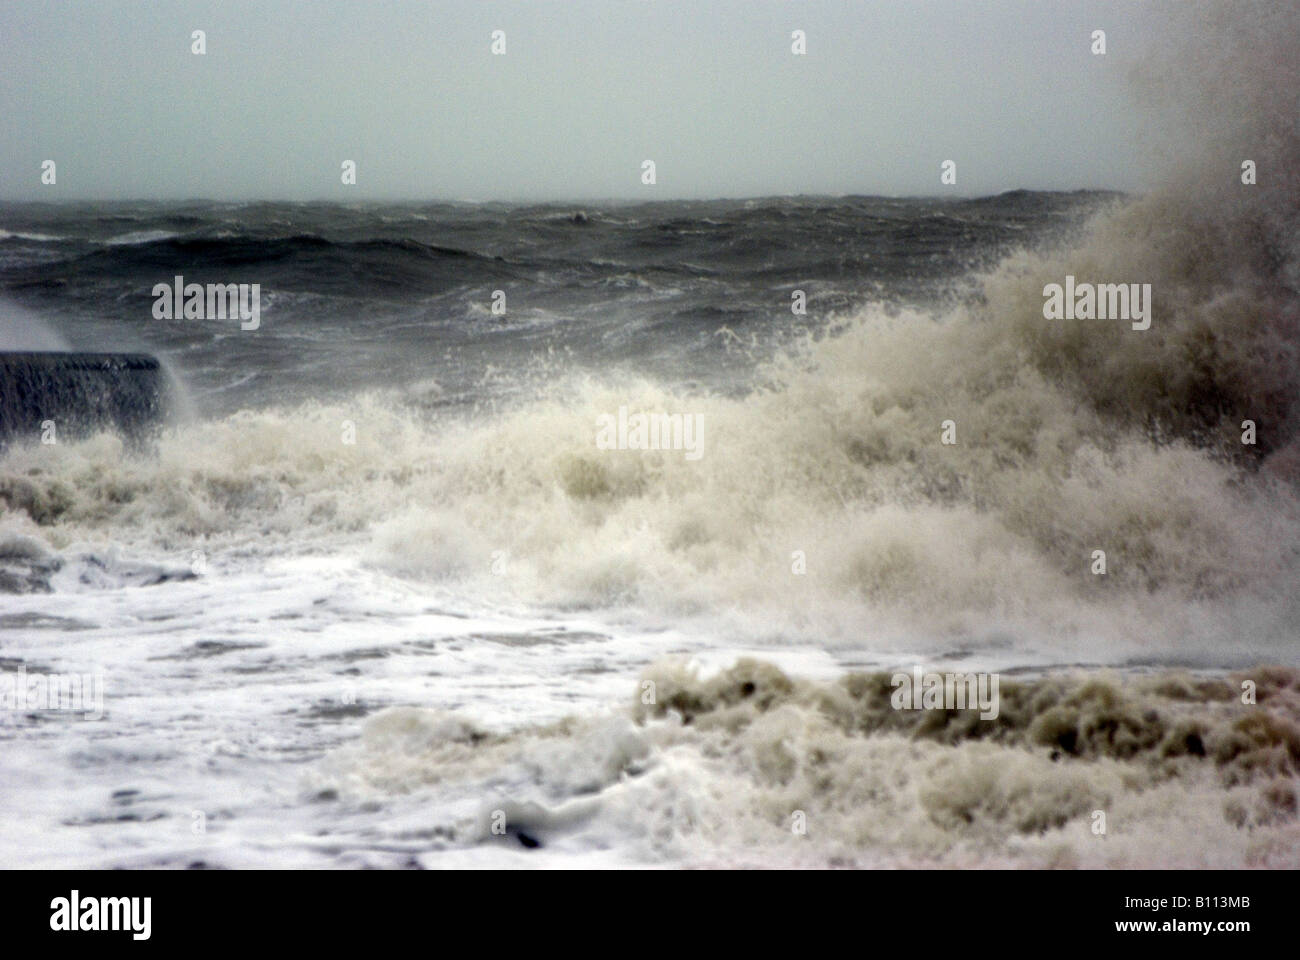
<box><xmin>2</xmin><ymin>3</ymin><xmax>1299</xmax><ymax>868</ymax></box>
<box><xmin>1</xmin><ymin>180</ymin><xmax>1297</xmax><ymax>869</ymax></box>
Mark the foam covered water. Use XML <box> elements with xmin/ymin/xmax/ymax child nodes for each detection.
<box><xmin>1</xmin><ymin>0</ymin><xmax>1297</xmax><ymax>869</ymax></box>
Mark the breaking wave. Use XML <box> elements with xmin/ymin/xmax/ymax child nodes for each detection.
<box><xmin>3</xmin><ymin>3</ymin><xmax>1298</xmax><ymax>664</ymax></box>
<box><xmin>309</xmin><ymin>659</ymin><xmax>1300</xmax><ymax>867</ymax></box>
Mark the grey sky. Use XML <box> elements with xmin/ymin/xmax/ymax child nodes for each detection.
<box><xmin>0</xmin><ymin>0</ymin><xmax>1166</xmax><ymax>201</ymax></box>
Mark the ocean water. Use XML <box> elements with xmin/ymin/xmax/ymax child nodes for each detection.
<box><xmin>3</xmin><ymin>5</ymin><xmax>1300</xmax><ymax>870</ymax></box>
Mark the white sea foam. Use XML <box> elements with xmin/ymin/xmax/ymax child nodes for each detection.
<box><xmin>1</xmin><ymin>0</ymin><xmax>1297</xmax><ymax>869</ymax></box>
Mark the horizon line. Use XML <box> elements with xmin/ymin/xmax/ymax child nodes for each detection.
<box><xmin>0</xmin><ymin>187</ymin><xmax>1129</xmax><ymax>207</ymax></box>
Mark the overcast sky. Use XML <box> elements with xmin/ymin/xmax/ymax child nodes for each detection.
<box><xmin>0</xmin><ymin>0</ymin><xmax>1170</xmax><ymax>201</ymax></box>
